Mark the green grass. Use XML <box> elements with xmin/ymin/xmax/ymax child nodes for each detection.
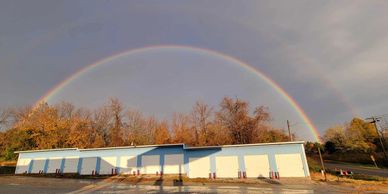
<box><xmin>323</xmin><ymin>152</ymin><xmax>387</xmax><ymax>168</ymax></box>
<box><xmin>324</xmin><ymin>160</ymin><xmax>380</xmax><ymax>169</ymax></box>
<box><xmin>307</xmin><ymin>156</ymin><xmax>322</xmax><ymax>172</ymax></box>
<box><xmin>351</xmin><ymin>174</ymin><xmax>387</xmax><ymax>181</ymax></box>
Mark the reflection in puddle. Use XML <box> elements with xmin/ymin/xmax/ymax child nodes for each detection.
<box><xmin>90</xmin><ymin>183</ymin><xmax>314</xmax><ymax>194</ymax></box>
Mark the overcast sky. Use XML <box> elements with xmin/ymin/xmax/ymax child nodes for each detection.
<box><xmin>1</xmin><ymin>0</ymin><xmax>388</xmax><ymax>140</ymax></box>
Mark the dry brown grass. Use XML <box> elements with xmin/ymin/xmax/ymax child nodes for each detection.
<box><xmin>311</xmin><ymin>171</ymin><xmax>388</xmax><ymax>183</ymax></box>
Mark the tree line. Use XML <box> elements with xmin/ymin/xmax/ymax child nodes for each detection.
<box><xmin>0</xmin><ymin>97</ymin><xmax>289</xmax><ymax>161</ymax></box>
<box><xmin>305</xmin><ymin>117</ymin><xmax>387</xmax><ymax>166</ymax></box>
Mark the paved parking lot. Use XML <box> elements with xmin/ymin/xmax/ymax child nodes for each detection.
<box><xmin>0</xmin><ymin>175</ymin><xmax>384</xmax><ymax>194</ymax></box>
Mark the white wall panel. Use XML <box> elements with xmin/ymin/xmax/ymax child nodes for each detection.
<box><xmin>164</xmin><ymin>154</ymin><xmax>184</xmax><ymax>174</ymax></box>
<box><xmin>141</xmin><ymin>155</ymin><xmax>160</xmax><ymax>174</ymax></box>
<box><xmin>215</xmin><ymin>156</ymin><xmax>239</xmax><ymax>178</ymax></box>
<box><xmin>63</xmin><ymin>156</ymin><xmax>79</xmax><ymax>173</ymax></box>
<box><xmin>99</xmin><ymin>156</ymin><xmax>117</xmax><ymax>175</ymax></box>
<box><xmin>80</xmin><ymin>157</ymin><xmax>97</xmax><ymax>175</ymax></box>
<box><xmin>31</xmin><ymin>158</ymin><xmax>46</xmax><ymax>173</ymax></box>
<box><xmin>244</xmin><ymin>155</ymin><xmax>269</xmax><ymax>178</ymax></box>
<box><xmin>47</xmin><ymin>157</ymin><xmax>62</xmax><ymax>173</ymax></box>
<box><xmin>188</xmin><ymin>157</ymin><xmax>210</xmax><ymax>178</ymax></box>
<box><xmin>15</xmin><ymin>158</ymin><xmax>31</xmax><ymax>174</ymax></box>
<box><xmin>275</xmin><ymin>154</ymin><xmax>305</xmax><ymax>177</ymax></box>
<box><xmin>119</xmin><ymin>156</ymin><xmax>137</xmax><ymax>174</ymax></box>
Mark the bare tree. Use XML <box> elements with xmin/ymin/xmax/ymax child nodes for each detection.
<box><xmin>55</xmin><ymin>101</ymin><xmax>75</xmax><ymax>119</ymax></box>
<box><xmin>191</xmin><ymin>101</ymin><xmax>213</xmax><ymax>145</ymax></box>
<box><xmin>206</xmin><ymin>121</ymin><xmax>232</xmax><ymax>145</ymax></box>
<box><xmin>172</xmin><ymin>113</ymin><xmax>195</xmax><ymax>145</ymax></box>
<box><xmin>0</xmin><ymin>108</ymin><xmax>11</xmax><ymax>130</ymax></box>
<box><xmin>216</xmin><ymin>97</ymin><xmax>275</xmax><ymax>144</ymax></box>
<box><xmin>145</xmin><ymin>116</ymin><xmax>158</xmax><ymax>144</ymax></box>
<box><xmin>91</xmin><ymin>106</ymin><xmax>111</xmax><ymax>146</ymax></box>
<box><xmin>108</xmin><ymin>97</ymin><xmax>124</xmax><ymax>146</ymax></box>
<box><xmin>216</xmin><ymin>97</ymin><xmax>252</xmax><ymax>144</ymax></box>
<box><xmin>125</xmin><ymin>109</ymin><xmax>148</xmax><ymax>145</ymax></box>
<box><xmin>154</xmin><ymin>120</ymin><xmax>170</xmax><ymax>144</ymax></box>
<box><xmin>9</xmin><ymin>105</ymin><xmax>33</xmax><ymax>125</ymax></box>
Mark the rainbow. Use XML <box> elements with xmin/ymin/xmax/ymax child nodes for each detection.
<box><xmin>35</xmin><ymin>45</ymin><xmax>322</xmax><ymax>143</ymax></box>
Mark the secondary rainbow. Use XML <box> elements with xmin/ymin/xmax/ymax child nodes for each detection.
<box><xmin>35</xmin><ymin>45</ymin><xmax>322</xmax><ymax>142</ymax></box>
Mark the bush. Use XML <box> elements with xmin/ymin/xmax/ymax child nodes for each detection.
<box><xmin>0</xmin><ymin>166</ymin><xmax>15</xmax><ymax>174</ymax></box>
<box><xmin>324</xmin><ymin>141</ymin><xmax>336</xmax><ymax>154</ymax></box>
<box><xmin>4</xmin><ymin>148</ymin><xmax>16</xmax><ymax>161</ymax></box>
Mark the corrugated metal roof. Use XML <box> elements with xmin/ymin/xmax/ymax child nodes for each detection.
<box><xmin>15</xmin><ymin>141</ymin><xmax>304</xmax><ymax>153</ymax></box>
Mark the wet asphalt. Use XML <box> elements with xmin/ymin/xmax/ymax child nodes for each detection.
<box><xmin>0</xmin><ymin>175</ymin><xmax>384</xmax><ymax>194</ymax></box>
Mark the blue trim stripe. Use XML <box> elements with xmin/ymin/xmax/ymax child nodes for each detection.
<box><xmin>28</xmin><ymin>160</ymin><xmax>34</xmax><ymax>173</ymax></box>
<box><xmin>160</xmin><ymin>153</ymin><xmax>165</xmax><ymax>173</ymax></box>
<box><xmin>116</xmin><ymin>156</ymin><xmax>121</xmax><ymax>174</ymax></box>
<box><xmin>77</xmin><ymin>158</ymin><xmax>83</xmax><ymax>174</ymax></box>
<box><xmin>60</xmin><ymin>158</ymin><xmax>65</xmax><ymax>173</ymax></box>
<box><xmin>96</xmin><ymin>157</ymin><xmax>101</xmax><ymax>174</ymax></box>
<box><xmin>43</xmin><ymin>159</ymin><xmax>49</xmax><ymax>173</ymax></box>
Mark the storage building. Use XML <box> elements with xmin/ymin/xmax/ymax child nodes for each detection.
<box><xmin>15</xmin><ymin>141</ymin><xmax>310</xmax><ymax>178</ymax></box>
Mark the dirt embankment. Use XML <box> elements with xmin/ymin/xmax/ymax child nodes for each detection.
<box><xmin>310</xmin><ymin>172</ymin><xmax>388</xmax><ymax>193</ymax></box>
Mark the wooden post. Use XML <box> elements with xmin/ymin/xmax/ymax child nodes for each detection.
<box><xmin>371</xmin><ymin>117</ymin><xmax>388</xmax><ymax>162</ymax></box>
<box><xmin>287</xmin><ymin>120</ymin><xmax>293</xmax><ymax>141</ymax></box>
<box><xmin>318</xmin><ymin>147</ymin><xmax>327</xmax><ymax>181</ymax></box>
<box><xmin>370</xmin><ymin>155</ymin><xmax>378</xmax><ymax>168</ymax></box>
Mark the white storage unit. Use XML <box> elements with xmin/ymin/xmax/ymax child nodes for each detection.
<box><xmin>63</xmin><ymin>156</ymin><xmax>79</xmax><ymax>173</ymax></box>
<box><xmin>244</xmin><ymin>155</ymin><xmax>270</xmax><ymax>178</ymax></box>
<box><xmin>141</xmin><ymin>155</ymin><xmax>160</xmax><ymax>174</ymax></box>
<box><xmin>80</xmin><ymin>157</ymin><xmax>97</xmax><ymax>175</ymax></box>
<box><xmin>188</xmin><ymin>157</ymin><xmax>210</xmax><ymax>178</ymax></box>
<box><xmin>47</xmin><ymin>157</ymin><xmax>62</xmax><ymax>173</ymax></box>
<box><xmin>15</xmin><ymin>158</ymin><xmax>31</xmax><ymax>174</ymax></box>
<box><xmin>215</xmin><ymin>156</ymin><xmax>239</xmax><ymax>178</ymax></box>
<box><xmin>99</xmin><ymin>156</ymin><xmax>117</xmax><ymax>175</ymax></box>
<box><xmin>15</xmin><ymin>142</ymin><xmax>310</xmax><ymax>178</ymax></box>
<box><xmin>164</xmin><ymin>154</ymin><xmax>184</xmax><ymax>174</ymax></box>
<box><xmin>31</xmin><ymin>158</ymin><xmax>46</xmax><ymax>173</ymax></box>
<box><xmin>275</xmin><ymin>154</ymin><xmax>305</xmax><ymax>177</ymax></box>
<box><xmin>119</xmin><ymin>156</ymin><xmax>137</xmax><ymax>174</ymax></box>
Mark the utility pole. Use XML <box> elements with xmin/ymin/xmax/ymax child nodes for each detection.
<box><xmin>287</xmin><ymin>120</ymin><xmax>293</xmax><ymax>141</ymax></box>
<box><xmin>368</xmin><ymin>117</ymin><xmax>388</xmax><ymax>162</ymax></box>
<box><xmin>317</xmin><ymin>147</ymin><xmax>327</xmax><ymax>181</ymax></box>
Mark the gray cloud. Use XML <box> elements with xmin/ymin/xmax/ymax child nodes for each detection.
<box><xmin>1</xmin><ymin>0</ymin><xmax>388</xmax><ymax>138</ymax></box>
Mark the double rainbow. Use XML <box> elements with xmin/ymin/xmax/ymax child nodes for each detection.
<box><xmin>35</xmin><ymin>45</ymin><xmax>322</xmax><ymax>143</ymax></box>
